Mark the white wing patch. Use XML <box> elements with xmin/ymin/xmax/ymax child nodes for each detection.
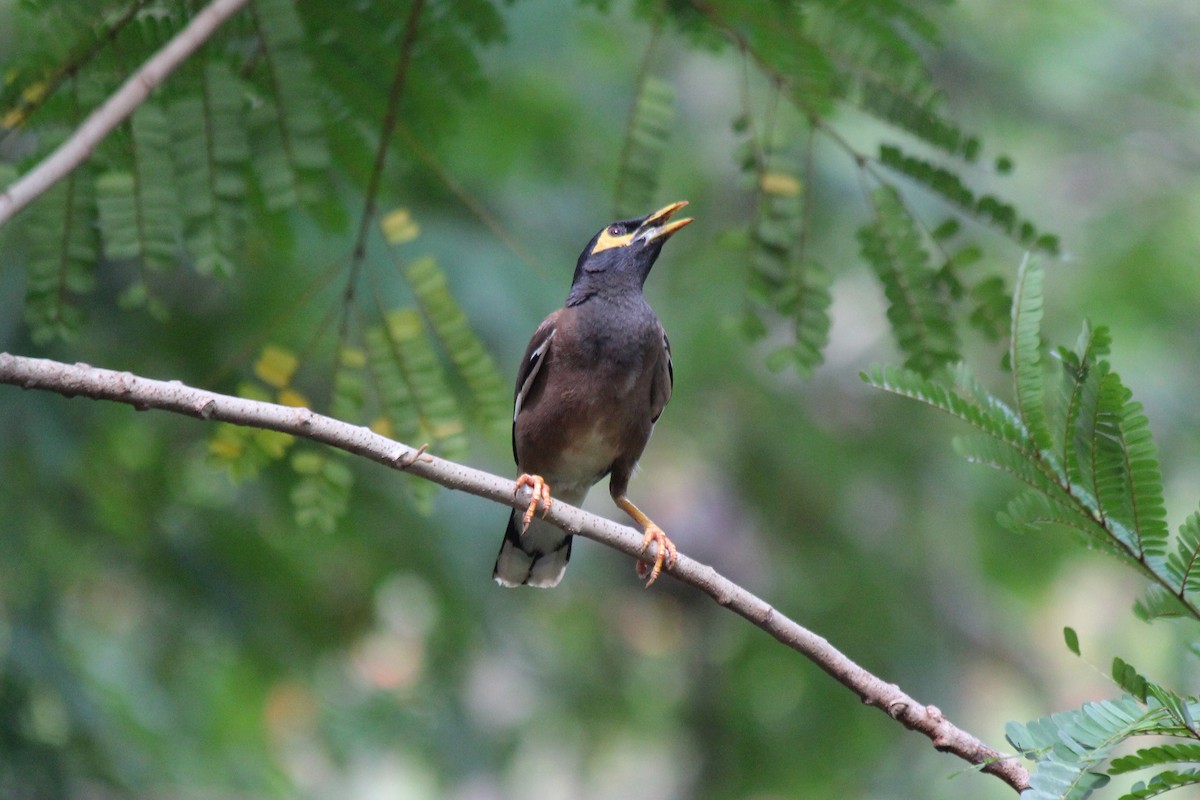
<box><xmin>514</xmin><ymin>328</ymin><xmax>556</xmax><ymax>421</ymax></box>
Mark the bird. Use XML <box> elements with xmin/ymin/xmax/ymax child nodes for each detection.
<box><xmin>492</xmin><ymin>201</ymin><xmax>692</xmax><ymax>589</ymax></box>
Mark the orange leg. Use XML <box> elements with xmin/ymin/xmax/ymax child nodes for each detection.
<box><xmin>614</xmin><ymin>495</ymin><xmax>677</xmax><ymax>588</ymax></box>
<box><xmin>514</xmin><ymin>474</ymin><xmax>553</xmax><ymax>534</ymax></box>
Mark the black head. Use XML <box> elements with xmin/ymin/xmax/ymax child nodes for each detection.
<box><xmin>566</xmin><ymin>201</ymin><xmax>693</xmax><ymax>306</ymax></box>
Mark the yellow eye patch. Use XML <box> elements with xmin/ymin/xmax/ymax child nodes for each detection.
<box><xmin>591</xmin><ymin>227</ymin><xmax>634</xmax><ymax>254</ymax></box>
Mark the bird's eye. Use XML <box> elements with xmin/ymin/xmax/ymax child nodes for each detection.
<box><xmin>608</xmin><ymin>225</ymin><xmax>623</xmax><ymax>236</ymax></box>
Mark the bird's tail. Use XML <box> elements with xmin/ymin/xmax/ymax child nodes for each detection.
<box><xmin>494</xmin><ymin>487</ymin><xmax>586</xmax><ymax>587</ymax></box>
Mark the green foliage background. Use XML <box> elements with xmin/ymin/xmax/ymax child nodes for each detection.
<box><xmin>2</xmin><ymin>0</ymin><xmax>1200</xmax><ymax>798</ymax></box>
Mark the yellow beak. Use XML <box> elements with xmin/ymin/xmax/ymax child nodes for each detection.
<box><xmin>637</xmin><ymin>200</ymin><xmax>693</xmax><ymax>242</ymax></box>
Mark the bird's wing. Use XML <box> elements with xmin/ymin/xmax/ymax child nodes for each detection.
<box><xmin>650</xmin><ymin>327</ymin><xmax>673</xmax><ymax>425</ymax></box>
<box><xmin>512</xmin><ymin>312</ymin><xmax>559</xmax><ymax>463</ymax></box>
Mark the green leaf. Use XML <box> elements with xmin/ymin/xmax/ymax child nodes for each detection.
<box><xmin>863</xmin><ymin>363</ymin><xmax>1029</xmax><ymax>448</ymax></box>
<box><xmin>249</xmin><ymin>0</ymin><xmax>330</xmax><ymax>210</ymax></box>
<box><xmin>738</xmin><ymin>123</ymin><xmax>832</xmax><ymax>374</ymax></box>
<box><xmin>1057</xmin><ymin>319</ymin><xmax>1110</xmax><ymax>484</ymax></box>
<box><xmin>1116</xmin><ymin>769</ymin><xmax>1200</xmax><ymax>799</ymax></box>
<box><xmin>968</xmin><ymin>274</ymin><xmax>1010</xmax><ymax>343</ymax></box>
<box><xmin>614</xmin><ymin>75</ymin><xmax>675</xmax><ymax>219</ymax></box>
<box><xmin>403</xmin><ymin>257</ymin><xmax>509</xmax><ymax>435</ymax></box>
<box><xmin>954</xmin><ymin>435</ymin><xmax>1072</xmax><ymax>508</ymax></box>
<box><xmin>859</xmin><ymin>185</ymin><xmax>959</xmax><ymax>375</ymax></box>
<box><xmin>1112</xmin><ymin>656</ymin><xmax>1148</xmax><ymax>702</ymax></box>
<box><xmin>1064</xmin><ymin>626</ymin><xmax>1080</xmax><ymax>656</ymax></box>
<box><xmin>96</xmin><ymin>103</ymin><xmax>182</xmax><ymax>278</ymax></box>
<box><xmin>998</xmin><ymin>490</ymin><xmax>1118</xmax><ymax>556</ymax></box>
<box><xmin>1165</xmin><ymin>511</ymin><xmax>1200</xmax><ymax>601</ymax></box>
<box><xmin>877</xmin><ymin>144</ymin><xmax>1058</xmax><ymax>253</ymax></box>
<box><xmin>1110</xmin><ymin>744</ymin><xmax>1200</xmax><ymax>775</ymax></box>
<box><xmin>1133</xmin><ymin>586</ymin><xmax>1191</xmax><ymax>621</ymax></box>
<box><xmin>168</xmin><ymin>61</ymin><xmax>250</xmax><ymax>276</ymax></box>
<box><xmin>1007</xmin><ymin>695</ymin><xmax>1157</xmax><ymax>800</ymax></box>
<box><xmin>374</xmin><ymin>309</ymin><xmax>468</xmax><ymax>461</ymax></box>
<box><xmin>1072</xmin><ymin>369</ymin><xmax>1168</xmax><ymax>562</ymax></box>
<box><xmin>330</xmin><ymin>346</ymin><xmax>366</xmax><ymax>423</ymax></box>
<box><xmin>290</xmin><ymin>450</ymin><xmax>353</xmax><ymax>534</ymax></box>
<box><xmin>22</xmin><ymin>165</ymin><xmax>97</xmax><ymax>343</ymax></box>
<box><xmin>1010</xmin><ymin>256</ymin><xmax>1051</xmax><ymax>453</ymax></box>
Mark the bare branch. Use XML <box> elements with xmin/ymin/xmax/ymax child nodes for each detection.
<box><xmin>0</xmin><ymin>0</ymin><xmax>252</xmax><ymax>228</ymax></box>
<box><xmin>0</xmin><ymin>352</ymin><xmax>1031</xmax><ymax>793</ymax></box>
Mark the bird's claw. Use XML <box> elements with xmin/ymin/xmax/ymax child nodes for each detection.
<box><xmin>636</xmin><ymin>524</ymin><xmax>677</xmax><ymax>588</ymax></box>
<box><xmin>514</xmin><ymin>473</ymin><xmax>552</xmax><ymax>534</ymax></box>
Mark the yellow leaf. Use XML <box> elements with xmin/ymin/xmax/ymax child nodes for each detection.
<box><xmin>340</xmin><ymin>346</ymin><xmax>367</xmax><ymax>369</ymax></box>
<box><xmin>255</xmin><ymin>345</ymin><xmax>298</xmax><ymax>389</ymax></box>
<box><xmin>381</xmin><ymin>208</ymin><xmax>420</xmax><ymax>245</ymax></box>
<box><xmin>255</xmin><ymin>429</ymin><xmax>294</xmax><ymax>459</ymax></box>
<box><xmin>2</xmin><ymin>108</ymin><xmax>26</xmax><ymax>129</ymax></box>
<box><xmin>760</xmin><ymin>171</ymin><xmax>802</xmax><ymax>197</ymax></box>
<box><xmin>369</xmin><ymin>417</ymin><xmax>394</xmax><ymax>438</ymax></box>
<box><xmin>429</xmin><ymin>420</ymin><xmax>465</xmax><ymax>439</ymax></box>
<box><xmin>21</xmin><ymin>80</ymin><xmax>47</xmax><ymax>105</ymax></box>
<box><xmin>277</xmin><ymin>388</ymin><xmax>309</xmax><ymax>408</ymax></box>
<box><xmin>386</xmin><ymin>309</ymin><xmax>424</xmax><ymax>340</ymax></box>
<box><xmin>208</xmin><ymin>436</ymin><xmax>244</xmax><ymax>460</ymax></box>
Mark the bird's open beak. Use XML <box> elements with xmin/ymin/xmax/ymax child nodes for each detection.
<box><xmin>635</xmin><ymin>201</ymin><xmax>693</xmax><ymax>244</ymax></box>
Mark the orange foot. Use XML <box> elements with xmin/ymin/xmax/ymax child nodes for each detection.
<box><xmin>635</xmin><ymin>524</ymin><xmax>678</xmax><ymax>588</ymax></box>
<box><xmin>514</xmin><ymin>473</ymin><xmax>552</xmax><ymax>534</ymax></box>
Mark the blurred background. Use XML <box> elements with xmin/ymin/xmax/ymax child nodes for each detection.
<box><xmin>1</xmin><ymin>0</ymin><xmax>1199</xmax><ymax>797</ymax></box>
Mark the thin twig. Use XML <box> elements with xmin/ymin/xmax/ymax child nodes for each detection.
<box><xmin>0</xmin><ymin>0</ymin><xmax>159</xmax><ymax>147</ymax></box>
<box><xmin>338</xmin><ymin>0</ymin><xmax>426</xmax><ymax>342</ymax></box>
<box><xmin>0</xmin><ymin>0</ymin><xmax>252</xmax><ymax>227</ymax></box>
<box><xmin>0</xmin><ymin>351</ymin><xmax>1032</xmax><ymax>794</ymax></box>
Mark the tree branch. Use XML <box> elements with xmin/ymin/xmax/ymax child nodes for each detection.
<box><xmin>0</xmin><ymin>352</ymin><xmax>1031</xmax><ymax>793</ymax></box>
<box><xmin>0</xmin><ymin>0</ymin><xmax>252</xmax><ymax>227</ymax></box>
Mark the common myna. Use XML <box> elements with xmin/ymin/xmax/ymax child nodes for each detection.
<box><xmin>493</xmin><ymin>201</ymin><xmax>692</xmax><ymax>588</ymax></box>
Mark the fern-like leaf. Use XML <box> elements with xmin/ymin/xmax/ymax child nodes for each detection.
<box><xmin>1117</xmin><ymin>770</ymin><xmax>1200</xmax><ymax>800</ymax></box>
<box><xmin>1056</xmin><ymin>320</ymin><xmax>1112</xmax><ymax>484</ymax></box>
<box><xmin>169</xmin><ymin>61</ymin><xmax>250</xmax><ymax>276</ymax></box>
<box><xmin>739</xmin><ymin>124</ymin><xmax>833</xmax><ymax>374</ymax></box>
<box><xmin>363</xmin><ymin>322</ymin><xmax>437</xmax><ymax>513</ymax></box>
<box><xmin>96</xmin><ymin>103</ymin><xmax>182</xmax><ymax>291</ymax></box>
<box><xmin>953</xmin><ymin>435</ymin><xmax>1074</xmax><ymax>511</ymax></box>
<box><xmin>1116</xmin><ymin>393</ymin><xmax>1170</xmax><ymax>564</ymax></box>
<box><xmin>22</xmin><ymin>165</ymin><xmax>97</xmax><ymax>343</ymax></box>
<box><xmin>1007</xmin><ymin>695</ymin><xmax>1156</xmax><ymax>800</ymax></box>
<box><xmin>998</xmin><ymin>490</ymin><xmax>1120</xmax><ymax>555</ymax></box>
<box><xmin>1165</xmin><ymin>511</ymin><xmax>1200</xmax><ymax>601</ymax></box>
<box><xmin>330</xmin><ymin>345</ymin><xmax>366</xmax><ymax>423</ymax></box>
<box><xmin>374</xmin><ymin>309</ymin><xmax>468</xmax><ymax>461</ymax></box>
<box><xmin>1010</xmin><ymin>256</ymin><xmax>1052</xmax><ymax>453</ymax></box>
<box><xmin>614</xmin><ymin>75</ymin><xmax>674</xmax><ymax>219</ymax></box>
<box><xmin>863</xmin><ymin>364</ymin><xmax>1029</xmax><ymax>448</ymax></box>
<box><xmin>878</xmin><ymin>144</ymin><xmax>1059</xmax><ymax>253</ymax></box>
<box><xmin>364</xmin><ymin>324</ymin><xmax>420</xmax><ymax>445</ymax></box>
<box><xmin>967</xmin><ymin>274</ymin><xmax>1010</xmax><ymax>342</ymax></box>
<box><xmin>249</xmin><ymin>0</ymin><xmax>330</xmax><ymax>210</ymax></box>
<box><xmin>772</xmin><ymin>263</ymin><xmax>833</xmax><ymax>375</ymax></box>
<box><xmin>402</xmin><ymin>257</ymin><xmax>509</xmax><ymax>434</ymax></box>
<box><xmin>1133</xmin><ymin>586</ymin><xmax>1192</xmax><ymax>621</ymax></box>
<box><xmin>859</xmin><ymin>185</ymin><xmax>958</xmax><ymax>375</ymax></box>
<box><xmin>1110</xmin><ymin>744</ymin><xmax>1200</xmax><ymax>775</ymax></box>
<box><xmin>1073</xmin><ymin>370</ymin><xmax>1169</xmax><ymax>562</ymax></box>
<box><xmin>711</xmin><ymin>0</ymin><xmax>837</xmax><ymax>104</ymax></box>
<box><xmin>291</xmin><ymin>450</ymin><xmax>353</xmax><ymax>535</ymax></box>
